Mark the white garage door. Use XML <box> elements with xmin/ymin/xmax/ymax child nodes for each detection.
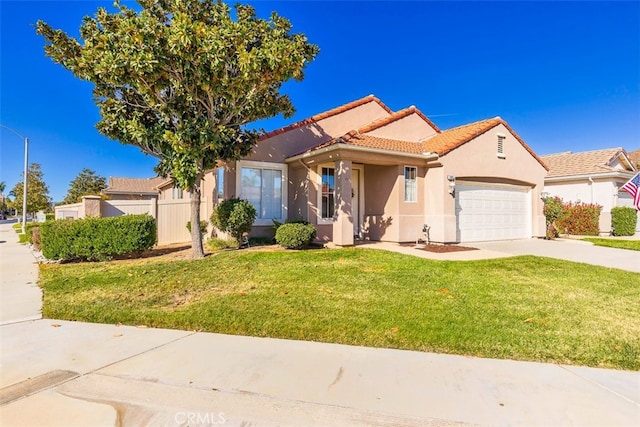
<box><xmin>455</xmin><ymin>183</ymin><xmax>531</xmax><ymax>242</ymax></box>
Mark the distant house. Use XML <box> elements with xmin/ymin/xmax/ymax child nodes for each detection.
<box><xmin>541</xmin><ymin>148</ymin><xmax>637</xmax><ymax>234</ymax></box>
<box><xmin>102</xmin><ymin>177</ymin><xmax>166</xmax><ymax>200</ymax></box>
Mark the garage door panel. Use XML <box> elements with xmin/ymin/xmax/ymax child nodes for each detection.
<box><xmin>456</xmin><ymin>184</ymin><xmax>531</xmax><ymax>242</ymax></box>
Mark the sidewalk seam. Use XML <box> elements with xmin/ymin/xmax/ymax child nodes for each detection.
<box><xmin>558</xmin><ymin>365</ymin><xmax>640</xmax><ymax>407</ymax></box>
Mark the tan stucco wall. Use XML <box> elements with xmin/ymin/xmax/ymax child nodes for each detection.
<box><xmin>426</xmin><ymin>124</ymin><xmax>547</xmax><ymax>242</ymax></box>
<box><xmin>288</xmin><ymin>166</ymin><xmax>310</xmax><ymax>222</ymax></box>
<box><xmin>248</xmin><ymin>102</ymin><xmax>390</xmax><ymax>163</ymax></box>
<box><xmin>366</xmin><ymin>113</ymin><xmax>438</xmax><ymax>142</ymax></box>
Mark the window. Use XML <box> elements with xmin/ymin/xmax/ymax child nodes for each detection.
<box><xmin>237</xmin><ymin>161</ymin><xmax>287</xmax><ymax>224</ymax></box>
<box><xmin>172</xmin><ymin>185</ymin><xmax>183</xmax><ymax>200</ymax></box>
<box><xmin>321</xmin><ymin>167</ymin><xmax>335</xmax><ymax>219</ymax></box>
<box><xmin>497</xmin><ymin>133</ymin><xmax>506</xmax><ymax>158</ymax></box>
<box><xmin>216</xmin><ymin>167</ymin><xmax>224</xmax><ymax>202</ymax></box>
<box><xmin>404</xmin><ymin>166</ymin><xmax>417</xmax><ymax>202</ymax></box>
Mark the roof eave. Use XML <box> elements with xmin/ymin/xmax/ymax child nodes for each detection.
<box><xmin>545</xmin><ymin>171</ymin><xmax>636</xmax><ymax>182</ymax></box>
<box><xmin>285</xmin><ymin>143</ymin><xmax>439</xmax><ymax>163</ymax></box>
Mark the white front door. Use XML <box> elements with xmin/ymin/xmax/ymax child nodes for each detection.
<box><xmin>352</xmin><ymin>169</ymin><xmax>360</xmax><ymax>236</ymax></box>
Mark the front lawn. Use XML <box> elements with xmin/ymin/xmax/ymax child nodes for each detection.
<box><xmin>39</xmin><ymin>248</ymin><xmax>640</xmax><ymax>370</ymax></box>
<box><xmin>582</xmin><ymin>237</ymin><xmax>640</xmax><ymax>251</ymax></box>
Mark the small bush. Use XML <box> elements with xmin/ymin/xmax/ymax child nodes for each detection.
<box><xmin>45</xmin><ymin>213</ymin><xmax>55</xmax><ymax>221</ymax></box>
<box><xmin>40</xmin><ymin>214</ymin><xmax>156</xmax><ymax>261</ymax></box>
<box><xmin>206</xmin><ymin>238</ymin><xmax>236</xmax><ymax>251</ymax></box>
<box><xmin>556</xmin><ymin>202</ymin><xmax>602</xmax><ymax>236</ymax></box>
<box><xmin>611</xmin><ymin>206</ymin><xmax>637</xmax><ymax>236</ymax></box>
<box><xmin>543</xmin><ymin>196</ymin><xmax>564</xmax><ymax>239</ymax></box>
<box><xmin>186</xmin><ymin>220</ymin><xmax>209</xmax><ymax>237</ymax></box>
<box><xmin>275</xmin><ymin>223</ymin><xmax>317</xmax><ymax>249</ymax></box>
<box><xmin>32</xmin><ymin>227</ymin><xmax>42</xmax><ymax>251</ymax></box>
<box><xmin>210</xmin><ymin>198</ymin><xmax>256</xmax><ymax>246</ymax></box>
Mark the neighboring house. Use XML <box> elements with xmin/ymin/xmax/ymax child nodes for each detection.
<box><xmin>540</xmin><ymin>148</ymin><xmax>638</xmax><ymax>234</ymax></box>
<box><xmin>102</xmin><ymin>176</ymin><xmax>166</xmax><ymax>200</ymax></box>
<box><xmin>628</xmin><ymin>149</ymin><xmax>640</xmax><ymax>170</ymax></box>
<box><xmin>216</xmin><ymin>95</ymin><xmax>547</xmax><ymax>244</ymax></box>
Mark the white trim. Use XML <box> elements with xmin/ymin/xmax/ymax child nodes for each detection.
<box><xmin>316</xmin><ymin>163</ymin><xmax>364</xmax><ymax>229</ymax></box>
<box><xmin>403</xmin><ymin>165</ymin><xmax>418</xmax><ymax>203</ymax></box>
<box><xmin>236</xmin><ymin>160</ymin><xmax>288</xmax><ymax>226</ymax></box>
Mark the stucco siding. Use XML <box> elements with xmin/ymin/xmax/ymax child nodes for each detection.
<box><xmin>248</xmin><ymin>102</ymin><xmax>390</xmax><ymax>163</ymax></box>
<box><xmin>366</xmin><ymin>114</ymin><xmax>438</xmax><ymax>142</ymax></box>
<box><xmin>436</xmin><ymin>124</ymin><xmax>547</xmax><ymax>240</ymax></box>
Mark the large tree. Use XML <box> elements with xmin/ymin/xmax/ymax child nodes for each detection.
<box><xmin>36</xmin><ymin>0</ymin><xmax>318</xmax><ymax>258</ymax></box>
<box><xmin>10</xmin><ymin>163</ymin><xmax>53</xmax><ymax>215</ymax></box>
<box><xmin>62</xmin><ymin>168</ymin><xmax>107</xmax><ymax>204</ymax></box>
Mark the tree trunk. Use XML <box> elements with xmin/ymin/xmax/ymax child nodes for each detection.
<box><xmin>190</xmin><ymin>173</ymin><xmax>205</xmax><ymax>259</ymax></box>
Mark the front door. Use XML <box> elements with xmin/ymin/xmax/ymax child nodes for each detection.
<box><xmin>351</xmin><ymin>169</ymin><xmax>360</xmax><ymax>236</ymax></box>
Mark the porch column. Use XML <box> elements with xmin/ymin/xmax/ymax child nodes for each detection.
<box><xmin>333</xmin><ymin>159</ymin><xmax>354</xmax><ymax>246</ymax></box>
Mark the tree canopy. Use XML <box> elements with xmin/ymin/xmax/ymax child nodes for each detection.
<box><xmin>37</xmin><ymin>0</ymin><xmax>319</xmax><ymax>257</ymax></box>
<box><xmin>62</xmin><ymin>168</ymin><xmax>107</xmax><ymax>204</ymax></box>
<box><xmin>10</xmin><ymin>163</ymin><xmax>52</xmax><ymax>215</ymax></box>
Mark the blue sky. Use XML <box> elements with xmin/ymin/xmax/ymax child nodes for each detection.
<box><xmin>1</xmin><ymin>1</ymin><xmax>639</xmax><ymax>203</ymax></box>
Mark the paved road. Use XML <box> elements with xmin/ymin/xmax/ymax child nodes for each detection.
<box><xmin>1</xmin><ymin>223</ymin><xmax>639</xmax><ymax>426</ymax></box>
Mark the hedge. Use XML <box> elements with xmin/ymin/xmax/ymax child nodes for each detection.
<box><xmin>611</xmin><ymin>206</ymin><xmax>637</xmax><ymax>236</ymax></box>
<box><xmin>556</xmin><ymin>202</ymin><xmax>602</xmax><ymax>236</ymax></box>
<box><xmin>40</xmin><ymin>214</ymin><xmax>156</xmax><ymax>261</ymax></box>
<box><xmin>275</xmin><ymin>222</ymin><xmax>317</xmax><ymax>249</ymax></box>
<box><xmin>210</xmin><ymin>198</ymin><xmax>256</xmax><ymax>245</ymax></box>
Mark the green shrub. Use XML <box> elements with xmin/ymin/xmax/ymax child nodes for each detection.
<box><xmin>45</xmin><ymin>213</ymin><xmax>55</xmax><ymax>221</ymax></box>
<box><xmin>210</xmin><ymin>198</ymin><xmax>256</xmax><ymax>246</ymax></box>
<box><xmin>40</xmin><ymin>214</ymin><xmax>156</xmax><ymax>261</ymax></box>
<box><xmin>543</xmin><ymin>196</ymin><xmax>564</xmax><ymax>239</ymax></box>
<box><xmin>32</xmin><ymin>227</ymin><xmax>42</xmax><ymax>251</ymax></box>
<box><xmin>556</xmin><ymin>202</ymin><xmax>602</xmax><ymax>236</ymax></box>
<box><xmin>186</xmin><ymin>220</ymin><xmax>209</xmax><ymax>237</ymax></box>
<box><xmin>275</xmin><ymin>222</ymin><xmax>317</xmax><ymax>249</ymax></box>
<box><xmin>206</xmin><ymin>238</ymin><xmax>236</xmax><ymax>251</ymax></box>
<box><xmin>611</xmin><ymin>206</ymin><xmax>637</xmax><ymax>236</ymax></box>
<box><xmin>17</xmin><ymin>223</ymin><xmax>41</xmax><ymax>244</ymax></box>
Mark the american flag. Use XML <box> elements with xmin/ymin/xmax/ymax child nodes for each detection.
<box><xmin>621</xmin><ymin>172</ymin><xmax>640</xmax><ymax>210</ymax></box>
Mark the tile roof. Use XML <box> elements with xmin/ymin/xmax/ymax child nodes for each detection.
<box><xmin>257</xmin><ymin>95</ymin><xmax>393</xmax><ymax>141</ymax></box>
<box><xmin>540</xmin><ymin>148</ymin><xmax>632</xmax><ymax>178</ymax></box>
<box><xmin>628</xmin><ymin>149</ymin><xmax>640</xmax><ymax>168</ymax></box>
<box><xmin>421</xmin><ymin>117</ymin><xmax>548</xmax><ymax>170</ymax></box>
<box><xmin>103</xmin><ymin>176</ymin><xmax>165</xmax><ymax>194</ymax></box>
<box><xmin>308</xmin><ymin>131</ymin><xmax>427</xmax><ymax>155</ymax></box>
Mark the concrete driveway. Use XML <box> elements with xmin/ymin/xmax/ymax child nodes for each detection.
<box><xmin>471</xmin><ymin>238</ymin><xmax>640</xmax><ymax>273</ymax></box>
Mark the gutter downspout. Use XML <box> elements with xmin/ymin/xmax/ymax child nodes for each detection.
<box><xmin>588</xmin><ymin>176</ymin><xmax>594</xmax><ymax>204</ymax></box>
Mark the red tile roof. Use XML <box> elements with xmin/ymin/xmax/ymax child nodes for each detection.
<box><xmin>307</xmin><ymin>131</ymin><xmax>427</xmax><ymax>155</ymax></box>
<box><xmin>257</xmin><ymin>95</ymin><xmax>393</xmax><ymax>141</ymax></box>
<box><xmin>421</xmin><ymin>117</ymin><xmax>548</xmax><ymax>170</ymax></box>
<box><xmin>103</xmin><ymin>176</ymin><xmax>165</xmax><ymax>194</ymax></box>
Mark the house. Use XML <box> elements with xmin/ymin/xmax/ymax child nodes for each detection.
<box><xmin>217</xmin><ymin>95</ymin><xmax>548</xmax><ymax>244</ymax></box>
<box><xmin>540</xmin><ymin>148</ymin><xmax>638</xmax><ymax>234</ymax></box>
<box><xmin>628</xmin><ymin>149</ymin><xmax>640</xmax><ymax>169</ymax></box>
<box><xmin>103</xmin><ymin>176</ymin><xmax>167</xmax><ymax>200</ymax></box>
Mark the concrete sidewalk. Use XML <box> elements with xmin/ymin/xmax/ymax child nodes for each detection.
<box><xmin>2</xmin><ymin>320</ymin><xmax>639</xmax><ymax>426</ymax></box>
<box><xmin>1</xmin><ymin>222</ymin><xmax>639</xmax><ymax>426</ymax></box>
<box><xmin>0</xmin><ymin>221</ymin><xmax>41</xmax><ymax>324</ymax></box>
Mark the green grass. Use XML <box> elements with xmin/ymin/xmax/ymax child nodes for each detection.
<box><xmin>582</xmin><ymin>238</ymin><xmax>640</xmax><ymax>251</ymax></box>
<box><xmin>39</xmin><ymin>248</ymin><xmax>640</xmax><ymax>370</ymax></box>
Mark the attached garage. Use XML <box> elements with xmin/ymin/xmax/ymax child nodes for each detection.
<box><xmin>455</xmin><ymin>183</ymin><xmax>532</xmax><ymax>242</ymax></box>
